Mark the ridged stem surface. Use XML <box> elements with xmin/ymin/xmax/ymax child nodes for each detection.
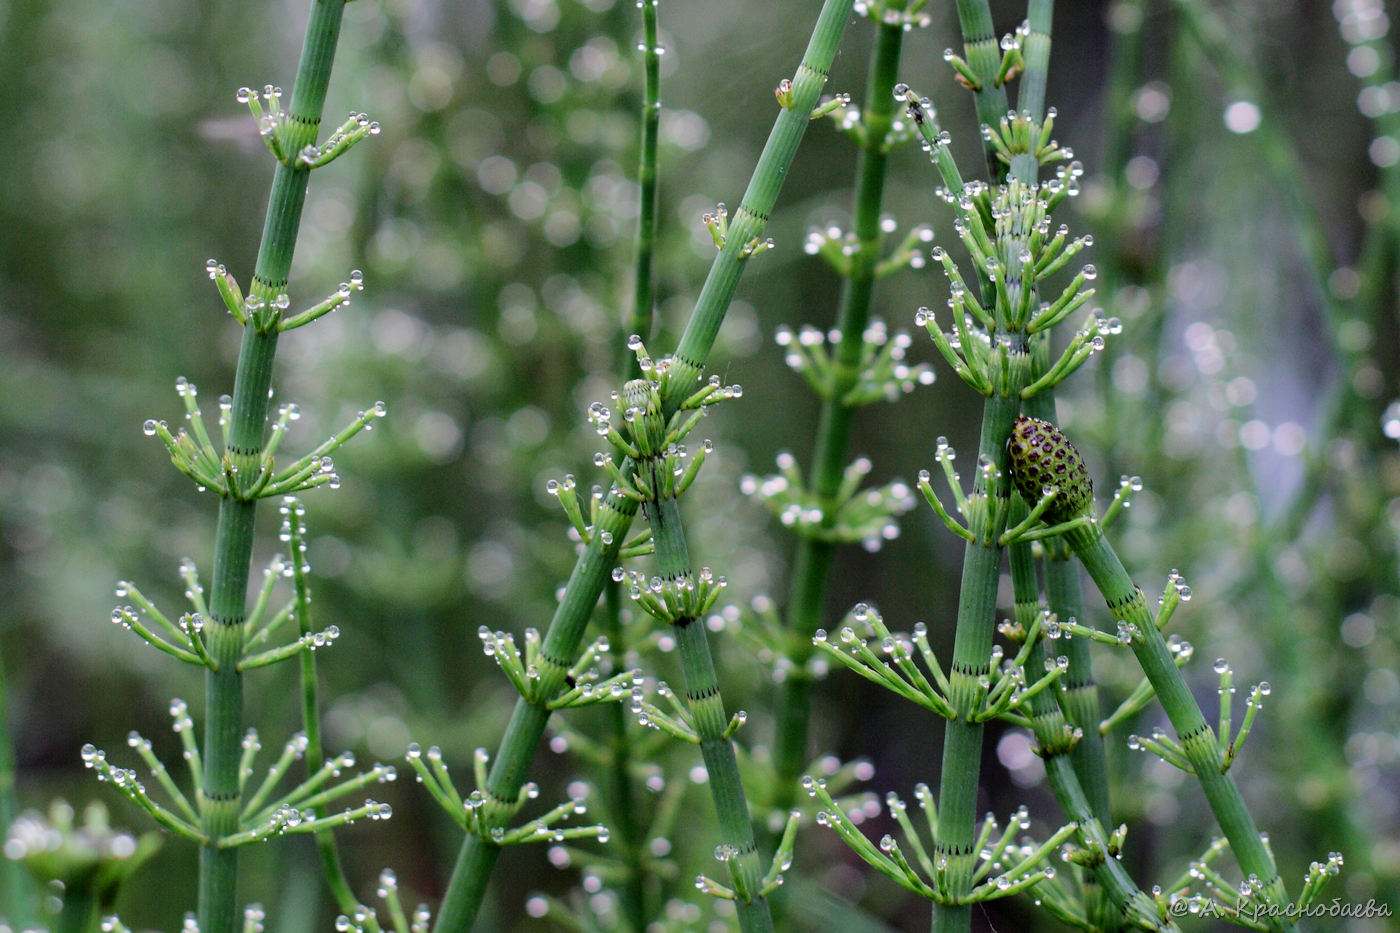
<box><xmin>198</xmin><ymin>4</ymin><xmax>348</xmax><ymax>931</ymax></box>
<box><xmin>994</xmin><ymin>2</ymin><xmax>1119</xmax><ymax>916</ymax></box>
<box><xmin>931</xmin><ymin>390</ymin><xmax>1019</xmax><ymax>933</ymax></box>
<box><xmin>953</xmin><ymin>0</ymin><xmax>1010</xmax><ymax>182</ymax></box>
<box><xmin>930</xmin><ymin>7</ymin><xmax>1037</xmax><ymax>930</ymax></box>
<box><xmin>650</xmin><ymin>496</ymin><xmax>772</xmax><ymax>933</ymax></box>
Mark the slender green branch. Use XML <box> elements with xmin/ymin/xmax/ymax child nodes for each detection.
<box><xmin>199</xmin><ymin>4</ymin><xmax>351</xmax><ymax>932</ymax></box>
<box><xmin>1005</xmin><ymin>506</ymin><xmax>1172</xmax><ymax>932</ymax></box>
<box><xmin>429</xmin><ymin>4</ymin><xmax>855</xmax><ymax>928</ymax></box>
<box><xmin>1065</xmin><ymin>520</ymin><xmax>1297</xmax><ymax>931</ymax></box>
<box><xmin>646</xmin><ymin>497</ymin><xmax>773</xmax><ymax>933</ymax></box>
<box><xmin>285</xmin><ymin>498</ymin><xmax>356</xmax><ymax>913</ymax></box>
<box><xmin>597</xmin><ymin>3</ymin><xmax>665</xmax><ymax>922</ymax></box>
<box><xmin>773</xmin><ymin>11</ymin><xmax>907</xmax><ymax>815</ymax></box>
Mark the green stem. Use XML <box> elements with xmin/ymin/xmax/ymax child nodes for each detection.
<box><xmin>1006</xmin><ymin>507</ymin><xmax>1170</xmax><ymax>933</ymax></box>
<box><xmin>1010</xmin><ymin>2</ymin><xmax>1119</xmax><ymax>903</ymax></box>
<box><xmin>590</xmin><ymin>3</ymin><xmax>666</xmax><ymax>925</ymax></box>
<box><xmin>665</xmin><ymin>0</ymin><xmax>853</xmax><ymax>396</ymax></box>
<box><xmin>929</xmin><ymin>8</ymin><xmax>1042</xmax><ymax>929</ymax></box>
<box><xmin>1017</xmin><ymin>0</ymin><xmax>1052</xmax><ymax>129</ymax></box>
<box><xmin>198</xmin><ymin>4</ymin><xmax>349</xmax><ymax>932</ymax></box>
<box><xmin>953</xmin><ymin>0</ymin><xmax>1011</xmax><ymax>182</ymax></box>
<box><xmin>627</xmin><ymin>0</ymin><xmax>661</xmax><ymax>347</ymax></box>
<box><xmin>1065</xmin><ymin>521</ymin><xmax>1299</xmax><ymax>932</ymax></box>
<box><xmin>931</xmin><ymin>390</ymin><xmax>1019</xmax><ymax>933</ymax></box>
<box><xmin>600</xmin><ymin>583</ymin><xmax>649</xmax><ymax>931</ymax></box>
<box><xmin>429</xmin><ymin>4</ymin><xmax>854</xmax><ymax>928</ymax></box>
<box><xmin>773</xmin><ymin>14</ymin><xmax>906</xmax><ymax>812</ymax></box>
<box><xmin>650</xmin><ymin>497</ymin><xmax>772</xmax><ymax>933</ymax></box>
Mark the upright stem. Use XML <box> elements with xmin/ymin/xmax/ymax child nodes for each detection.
<box><xmin>931</xmin><ymin>390</ymin><xmax>1020</xmax><ymax>933</ymax></box>
<box><xmin>596</xmin><ymin>7</ymin><xmax>665</xmax><ymax>921</ymax></box>
<box><xmin>953</xmin><ymin>0</ymin><xmax>1010</xmax><ymax>182</ymax></box>
<box><xmin>628</xmin><ymin>0</ymin><xmax>661</xmax><ymax>345</ymax></box>
<box><xmin>650</xmin><ymin>497</ymin><xmax>773</xmax><ymax>933</ymax></box>
<box><xmin>1007</xmin><ymin>0</ymin><xmax>1118</xmax><ymax>891</ymax></box>
<box><xmin>291</xmin><ymin>506</ymin><xmax>356</xmax><ymax>913</ymax></box>
<box><xmin>929</xmin><ymin>7</ymin><xmax>1024</xmax><ymax>931</ymax></box>
<box><xmin>430</xmin><ymin>4</ymin><xmax>855</xmax><ymax>928</ymax></box>
<box><xmin>198</xmin><ymin>5</ymin><xmax>348</xmax><ymax>932</ymax></box>
<box><xmin>1065</xmin><ymin>521</ymin><xmax>1299</xmax><ymax>933</ymax></box>
<box><xmin>773</xmin><ymin>14</ymin><xmax>906</xmax><ymax>812</ymax></box>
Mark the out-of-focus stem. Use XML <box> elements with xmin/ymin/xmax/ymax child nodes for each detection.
<box><xmin>773</xmin><ymin>13</ymin><xmax>906</xmax><ymax>813</ymax></box>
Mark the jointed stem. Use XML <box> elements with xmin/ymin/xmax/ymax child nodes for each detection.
<box><xmin>198</xmin><ymin>4</ymin><xmax>349</xmax><ymax>932</ymax></box>
<box><xmin>773</xmin><ymin>14</ymin><xmax>907</xmax><ymax>813</ymax></box>
<box><xmin>430</xmin><ymin>3</ymin><xmax>855</xmax><ymax>928</ymax></box>
<box><xmin>953</xmin><ymin>0</ymin><xmax>1011</xmax><ymax>182</ymax></box>
<box><xmin>931</xmin><ymin>8</ymin><xmax>1031</xmax><ymax>931</ymax></box>
<box><xmin>1065</xmin><ymin>521</ymin><xmax>1299</xmax><ymax>932</ymax></box>
<box><xmin>932</xmin><ymin>391</ymin><xmax>1019</xmax><ymax>933</ymax></box>
<box><xmin>1006</xmin><ymin>508</ymin><xmax>1171</xmax><ymax>932</ymax></box>
<box><xmin>650</xmin><ymin>496</ymin><xmax>773</xmax><ymax>933</ymax></box>
<box><xmin>998</xmin><ymin>2</ymin><xmax>1119</xmax><ymax>922</ymax></box>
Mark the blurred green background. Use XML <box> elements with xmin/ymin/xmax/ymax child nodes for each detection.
<box><xmin>1</xmin><ymin>0</ymin><xmax>1398</xmax><ymax>929</ymax></box>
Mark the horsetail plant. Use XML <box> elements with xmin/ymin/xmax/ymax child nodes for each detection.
<box><xmin>588</xmin><ymin>0</ymin><xmax>666</xmax><ymax>920</ymax></box>
<box><xmin>921</xmin><ymin>16</ymin><xmax>1124</xmax><ymax>927</ymax></box>
<box><xmin>1002</xmin><ymin>542</ymin><xmax>1177</xmax><ymax>932</ymax></box>
<box><xmin>979</xmin><ymin>2</ymin><xmax>1119</xmax><ymax>861</ymax></box>
<box><xmin>424</xmin><ymin>1</ymin><xmax>858</xmax><ymax>927</ymax></box>
<box><xmin>80</xmin><ymin>2</ymin><xmax>406</xmax><ymax>930</ymax></box>
<box><xmin>737</xmin><ymin>0</ymin><xmax>935</xmax><ymax>830</ymax></box>
<box><xmin>894</xmin><ymin>69</ymin><xmax>1097</xmax><ymax>933</ymax></box>
<box><xmin>603</xmin><ymin>345</ymin><xmax>778</xmax><ymax>931</ymax></box>
<box><xmin>1005</xmin><ymin>416</ymin><xmax>1346</xmax><ymax>931</ymax></box>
